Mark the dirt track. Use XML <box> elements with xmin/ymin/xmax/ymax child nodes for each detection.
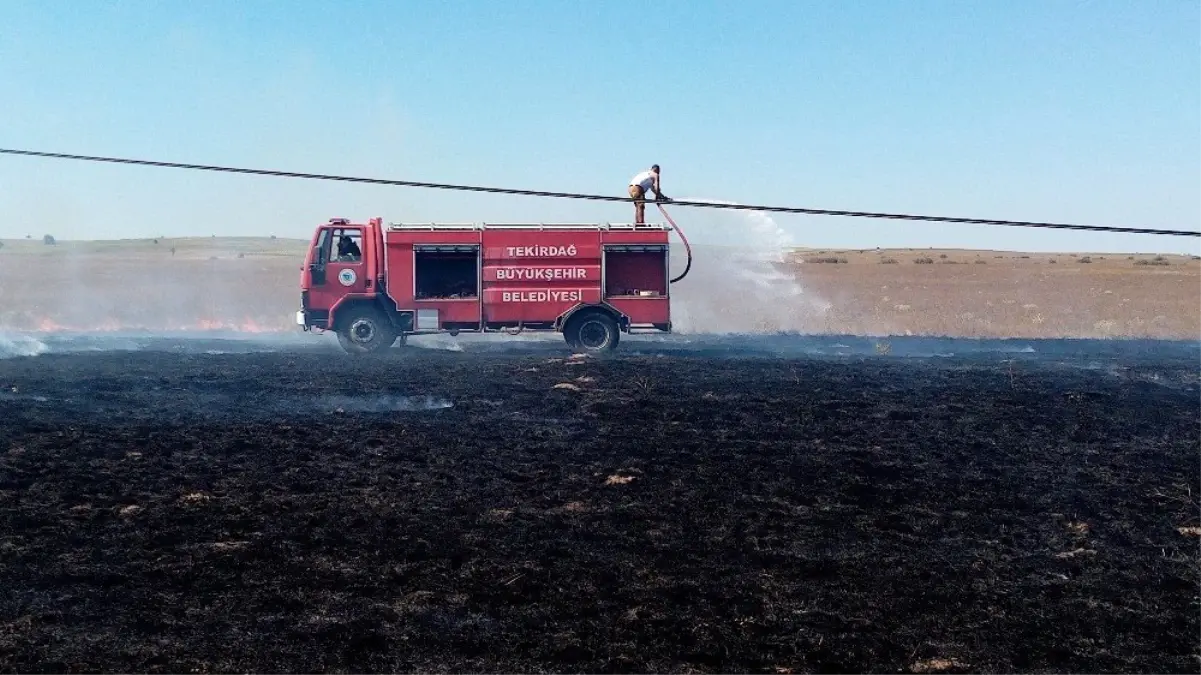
<box><xmin>1</xmin><ymin>344</ymin><xmax>1198</xmax><ymax>673</ymax></box>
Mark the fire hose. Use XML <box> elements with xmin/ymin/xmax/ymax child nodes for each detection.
<box><xmin>657</xmin><ymin>203</ymin><xmax>692</xmax><ymax>284</ymax></box>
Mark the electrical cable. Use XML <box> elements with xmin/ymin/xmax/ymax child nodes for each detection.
<box><xmin>1</xmin><ymin>147</ymin><xmax>1197</xmax><ymax>238</ymax></box>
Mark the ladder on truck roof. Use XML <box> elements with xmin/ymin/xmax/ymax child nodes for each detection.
<box><xmin>386</xmin><ymin>221</ymin><xmax>670</xmax><ymax>231</ymax></box>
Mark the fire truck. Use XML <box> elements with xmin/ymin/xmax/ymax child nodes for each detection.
<box><xmin>296</xmin><ymin>216</ymin><xmax>689</xmax><ymax>354</ymax></box>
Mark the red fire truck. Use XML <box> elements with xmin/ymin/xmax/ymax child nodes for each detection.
<box><xmin>296</xmin><ymin>216</ymin><xmax>686</xmax><ymax>354</ymax></box>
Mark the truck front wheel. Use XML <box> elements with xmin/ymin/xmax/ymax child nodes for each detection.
<box><xmin>336</xmin><ymin>306</ymin><xmax>398</xmax><ymax>355</ymax></box>
<box><xmin>564</xmin><ymin>311</ymin><xmax>620</xmax><ymax>353</ymax></box>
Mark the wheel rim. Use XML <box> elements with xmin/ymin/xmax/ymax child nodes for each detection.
<box><xmin>578</xmin><ymin>320</ymin><xmax>610</xmax><ymax>349</ymax></box>
<box><xmin>350</xmin><ymin>318</ymin><xmax>376</xmax><ymax>343</ymax></box>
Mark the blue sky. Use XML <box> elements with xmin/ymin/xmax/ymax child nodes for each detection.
<box><xmin>0</xmin><ymin>0</ymin><xmax>1197</xmax><ymax>253</ymax></box>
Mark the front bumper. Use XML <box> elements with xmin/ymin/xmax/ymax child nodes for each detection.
<box><xmin>296</xmin><ymin>308</ymin><xmax>330</xmax><ymax>330</ymax></box>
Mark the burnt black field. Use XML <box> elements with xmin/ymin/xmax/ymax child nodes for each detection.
<box><xmin>1</xmin><ymin>333</ymin><xmax>1199</xmax><ymax>673</ymax></box>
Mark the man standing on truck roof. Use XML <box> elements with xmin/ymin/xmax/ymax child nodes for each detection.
<box><xmin>628</xmin><ymin>164</ymin><xmax>669</xmax><ymax>224</ymax></box>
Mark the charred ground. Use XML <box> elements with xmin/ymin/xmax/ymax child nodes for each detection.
<box><xmin>1</xmin><ymin>343</ymin><xmax>1199</xmax><ymax>673</ymax></box>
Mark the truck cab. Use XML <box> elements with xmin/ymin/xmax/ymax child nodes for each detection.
<box><xmin>297</xmin><ymin>217</ymin><xmax>676</xmax><ymax>354</ymax></box>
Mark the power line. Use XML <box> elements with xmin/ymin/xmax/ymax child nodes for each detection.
<box><xmin>1</xmin><ymin>147</ymin><xmax>1197</xmax><ymax>238</ymax></box>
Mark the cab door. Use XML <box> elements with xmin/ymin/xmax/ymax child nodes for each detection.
<box><xmin>308</xmin><ymin>226</ymin><xmax>368</xmax><ymax>312</ymax></box>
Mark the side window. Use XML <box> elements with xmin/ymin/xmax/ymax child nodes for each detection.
<box><xmin>314</xmin><ymin>229</ymin><xmax>330</xmax><ymax>264</ymax></box>
<box><xmin>331</xmin><ymin>228</ymin><xmax>363</xmax><ymax>263</ymax></box>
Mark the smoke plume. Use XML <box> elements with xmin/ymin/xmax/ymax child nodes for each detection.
<box><xmin>0</xmin><ymin>333</ymin><xmax>48</xmax><ymax>359</ymax></box>
<box><xmin>665</xmin><ymin>199</ymin><xmax>831</xmax><ymax>334</ymax></box>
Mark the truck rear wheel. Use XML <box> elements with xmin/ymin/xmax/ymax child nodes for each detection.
<box><xmin>564</xmin><ymin>311</ymin><xmax>620</xmax><ymax>353</ymax></box>
<box><xmin>336</xmin><ymin>306</ymin><xmax>397</xmax><ymax>355</ymax></box>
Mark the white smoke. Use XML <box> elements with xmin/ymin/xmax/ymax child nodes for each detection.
<box><xmin>408</xmin><ymin>334</ymin><xmax>466</xmax><ymax>352</ymax></box>
<box><xmin>0</xmin><ymin>333</ymin><xmax>48</xmax><ymax>359</ymax></box>
<box><xmin>663</xmin><ymin>199</ymin><xmax>831</xmax><ymax>334</ymax></box>
<box><xmin>316</xmin><ymin>394</ymin><xmax>453</xmax><ymax>413</ymax></box>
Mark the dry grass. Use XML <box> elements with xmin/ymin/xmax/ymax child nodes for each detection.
<box><xmin>781</xmin><ymin>247</ymin><xmax>1200</xmax><ymax>339</ymax></box>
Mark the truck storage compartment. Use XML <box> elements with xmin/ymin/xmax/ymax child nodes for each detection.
<box><xmin>415</xmin><ymin>244</ymin><xmax>479</xmax><ymax>299</ymax></box>
<box><xmin>604</xmin><ymin>244</ymin><xmax>668</xmax><ymax>298</ymax></box>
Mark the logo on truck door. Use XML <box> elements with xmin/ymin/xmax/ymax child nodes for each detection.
<box><xmin>338</xmin><ymin>269</ymin><xmax>357</xmax><ymax>286</ymax></box>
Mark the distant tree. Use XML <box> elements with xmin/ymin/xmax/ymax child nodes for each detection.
<box><xmin>43</xmin><ymin>234</ymin><xmax>56</xmax><ymax>245</ymax></box>
<box><xmin>0</xmin><ymin>241</ymin><xmax>5</xmax><ymax>249</ymax></box>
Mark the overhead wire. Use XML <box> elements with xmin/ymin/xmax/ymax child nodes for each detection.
<box><xmin>0</xmin><ymin>147</ymin><xmax>1197</xmax><ymax>238</ymax></box>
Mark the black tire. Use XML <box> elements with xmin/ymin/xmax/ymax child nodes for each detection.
<box><xmin>564</xmin><ymin>311</ymin><xmax>620</xmax><ymax>352</ymax></box>
<box><xmin>336</xmin><ymin>306</ymin><xmax>398</xmax><ymax>355</ymax></box>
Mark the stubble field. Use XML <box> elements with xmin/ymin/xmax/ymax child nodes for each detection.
<box><xmin>0</xmin><ymin>236</ymin><xmax>1198</xmax><ymax>673</ymax></box>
